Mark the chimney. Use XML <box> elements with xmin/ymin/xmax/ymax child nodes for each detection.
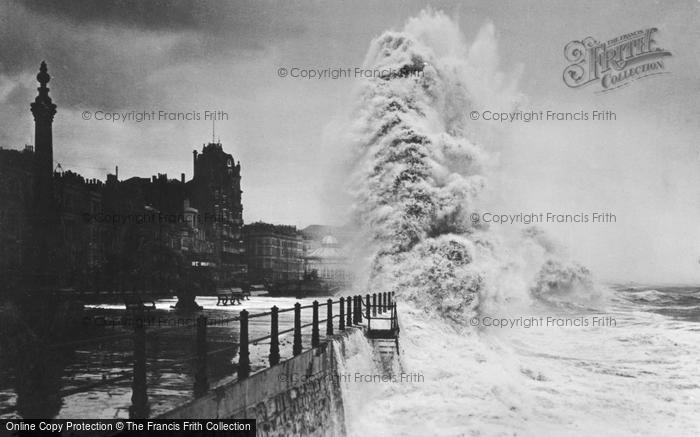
<box><xmin>192</xmin><ymin>150</ymin><xmax>198</xmax><ymax>178</ymax></box>
<box><xmin>181</xmin><ymin>173</ymin><xmax>185</xmax><ymax>183</ymax></box>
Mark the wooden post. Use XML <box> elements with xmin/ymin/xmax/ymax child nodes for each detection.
<box><xmin>326</xmin><ymin>298</ymin><xmax>333</xmax><ymax>336</ymax></box>
<box><xmin>269</xmin><ymin>306</ymin><xmax>280</xmax><ymax>366</ymax></box>
<box><xmin>238</xmin><ymin>310</ymin><xmax>250</xmax><ymax>380</ymax></box>
<box><xmin>339</xmin><ymin>297</ymin><xmax>345</xmax><ymax>330</ymax></box>
<box><xmin>129</xmin><ymin>310</ymin><xmax>149</xmax><ymax>419</ymax></box>
<box><xmin>312</xmin><ymin>300</ymin><xmax>320</xmax><ymax>348</ymax></box>
<box><xmin>365</xmin><ymin>294</ymin><xmax>370</xmax><ymax>321</ymax></box>
<box><xmin>346</xmin><ymin>295</ymin><xmax>352</xmax><ymax>327</ymax></box>
<box><xmin>293</xmin><ymin>302</ymin><xmax>302</xmax><ymax>356</ymax></box>
<box><xmin>373</xmin><ymin>293</ymin><xmax>377</xmax><ymax>316</ymax></box>
<box><xmin>194</xmin><ymin>316</ymin><xmax>209</xmax><ymax>397</ymax></box>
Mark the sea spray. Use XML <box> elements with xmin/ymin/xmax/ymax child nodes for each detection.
<box><xmin>347</xmin><ymin>13</ymin><xmax>492</xmax><ymax>321</ymax></box>
<box><xmin>331</xmin><ymin>329</ymin><xmax>384</xmax><ymax>436</ymax></box>
<box><xmin>332</xmin><ymin>10</ymin><xmax>700</xmax><ymax>436</ymax></box>
<box><xmin>345</xmin><ymin>10</ymin><xmax>596</xmax><ymax>320</ymax></box>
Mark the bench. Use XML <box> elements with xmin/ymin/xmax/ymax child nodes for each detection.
<box><xmin>217</xmin><ymin>288</ymin><xmax>244</xmax><ymax>306</ymax></box>
<box><xmin>230</xmin><ymin>288</ymin><xmax>244</xmax><ymax>305</ymax></box>
<box><xmin>216</xmin><ymin>290</ymin><xmax>230</xmax><ymax>306</ymax></box>
<box><xmin>124</xmin><ymin>295</ymin><xmax>156</xmax><ymax>311</ymax></box>
<box><xmin>249</xmin><ymin>284</ymin><xmax>268</xmax><ymax>296</ymax></box>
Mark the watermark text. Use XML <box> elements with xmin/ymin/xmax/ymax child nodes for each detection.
<box><xmin>471</xmin><ymin>212</ymin><xmax>617</xmax><ymax>225</ymax></box>
<box><xmin>469</xmin><ymin>109</ymin><xmax>616</xmax><ymax>122</ymax></box>
<box><xmin>470</xmin><ymin>316</ymin><xmax>617</xmax><ymax>328</ymax></box>
<box><xmin>81</xmin><ymin>110</ymin><xmax>229</xmax><ymax>122</ymax></box>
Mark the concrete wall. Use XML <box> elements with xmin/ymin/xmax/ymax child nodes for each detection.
<box><xmin>160</xmin><ymin>328</ymin><xmax>366</xmax><ymax>436</ymax></box>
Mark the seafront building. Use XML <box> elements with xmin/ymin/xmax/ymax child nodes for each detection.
<box><xmin>0</xmin><ymin>63</ymin><xmax>246</xmax><ymax>294</ymax></box>
<box><xmin>243</xmin><ymin>222</ymin><xmax>305</xmax><ymax>283</ymax></box>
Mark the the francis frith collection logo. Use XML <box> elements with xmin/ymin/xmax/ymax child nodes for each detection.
<box><xmin>563</xmin><ymin>27</ymin><xmax>672</xmax><ymax>92</ymax></box>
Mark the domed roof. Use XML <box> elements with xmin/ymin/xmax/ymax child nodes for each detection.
<box><xmin>321</xmin><ymin>235</ymin><xmax>338</xmax><ymax>246</ymax></box>
<box><xmin>306</xmin><ymin>235</ymin><xmax>344</xmax><ymax>260</ymax></box>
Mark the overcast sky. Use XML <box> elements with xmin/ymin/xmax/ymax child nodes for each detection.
<box><xmin>1</xmin><ymin>0</ymin><xmax>698</xmax><ymax>284</ymax></box>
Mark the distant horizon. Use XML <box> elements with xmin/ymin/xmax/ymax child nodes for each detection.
<box><xmin>606</xmin><ymin>281</ymin><xmax>700</xmax><ymax>288</ymax></box>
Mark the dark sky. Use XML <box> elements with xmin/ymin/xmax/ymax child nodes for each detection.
<box><xmin>1</xmin><ymin>0</ymin><xmax>698</xmax><ymax>282</ymax></box>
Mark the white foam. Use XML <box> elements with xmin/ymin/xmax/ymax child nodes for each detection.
<box><xmin>339</xmin><ymin>302</ymin><xmax>700</xmax><ymax>436</ymax></box>
<box><xmin>337</xmin><ymin>9</ymin><xmax>700</xmax><ymax>436</ymax></box>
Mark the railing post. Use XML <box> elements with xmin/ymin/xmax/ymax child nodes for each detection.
<box><xmin>293</xmin><ymin>302</ymin><xmax>302</xmax><ymax>356</ymax></box>
<box><xmin>383</xmin><ymin>292</ymin><xmax>387</xmax><ymax>312</ymax></box>
<box><xmin>357</xmin><ymin>296</ymin><xmax>363</xmax><ymax>323</ymax></box>
<box><xmin>194</xmin><ymin>315</ymin><xmax>209</xmax><ymax>397</ymax></box>
<box><xmin>351</xmin><ymin>296</ymin><xmax>356</xmax><ymax>324</ymax></box>
<box><xmin>352</xmin><ymin>296</ymin><xmax>357</xmax><ymax>325</ymax></box>
<box><xmin>393</xmin><ymin>302</ymin><xmax>398</xmax><ymax>330</ymax></box>
<box><xmin>372</xmin><ymin>293</ymin><xmax>377</xmax><ymax>316</ymax></box>
<box><xmin>269</xmin><ymin>306</ymin><xmax>280</xmax><ymax>367</ymax></box>
<box><xmin>129</xmin><ymin>310</ymin><xmax>149</xmax><ymax>419</ymax></box>
<box><xmin>326</xmin><ymin>298</ymin><xmax>333</xmax><ymax>336</ymax></box>
<box><xmin>365</xmin><ymin>293</ymin><xmax>372</xmax><ymax>322</ymax></box>
<box><xmin>238</xmin><ymin>310</ymin><xmax>250</xmax><ymax>380</ymax></box>
<box><xmin>339</xmin><ymin>297</ymin><xmax>345</xmax><ymax>330</ymax></box>
<box><xmin>346</xmin><ymin>295</ymin><xmax>352</xmax><ymax>327</ymax></box>
<box><xmin>312</xmin><ymin>300</ymin><xmax>320</xmax><ymax>348</ymax></box>
<box><xmin>388</xmin><ymin>292</ymin><xmax>392</xmax><ymax>309</ymax></box>
<box><xmin>390</xmin><ymin>302</ymin><xmax>394</xmax><ymax>330</ymax></box>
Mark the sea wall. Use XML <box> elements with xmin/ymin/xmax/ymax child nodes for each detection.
<box><xmin>160</xmin><ymin>328</ymin><xmax>368</xmax><ymax>436</ymax></box>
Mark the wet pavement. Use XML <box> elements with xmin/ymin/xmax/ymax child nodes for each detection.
<box><xmin>0</xmin><ymin>295</ymin><xmax>335</xmax><ymax>419</ymax></box>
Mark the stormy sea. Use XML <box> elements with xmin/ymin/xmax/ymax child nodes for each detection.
<box><xmin>337</xmin><ymin>285</ymin><xmax>700</xmax><ymax>436</ymax></box>
<box><xmin>333</xmin><ymin>10</ymin><xmax>700</xmax><ymax>436</ymax></box>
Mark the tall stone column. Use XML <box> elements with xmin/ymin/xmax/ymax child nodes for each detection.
<box><xmin>29</xmin><ymin>61</ymin><xmax>58</xmax><ymax>290</ymax></box>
